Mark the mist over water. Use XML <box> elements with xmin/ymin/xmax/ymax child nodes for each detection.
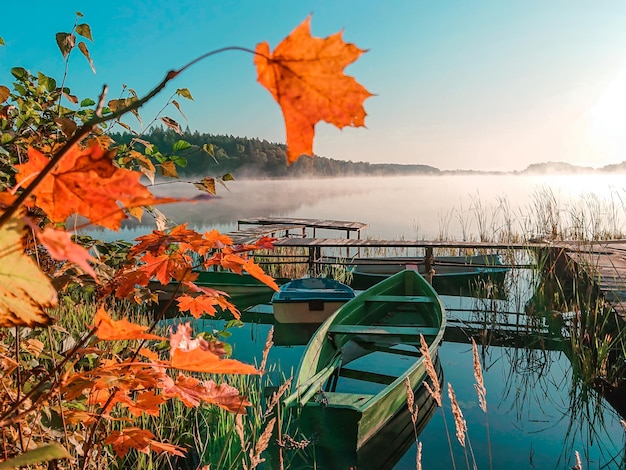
<box><xmin>83</xmin><ymin>173</ymin><xmax>626</xmax><ymax>242</ymax></box>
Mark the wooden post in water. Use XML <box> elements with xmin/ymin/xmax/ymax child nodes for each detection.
<box><xmin>425</xmin><ymin>247</ymin><xmax>435</xmax><ymax>284</ymax></box>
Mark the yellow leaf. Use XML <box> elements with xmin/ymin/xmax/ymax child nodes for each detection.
<box><xmin>193</xmin><ymin>177</ymin><xmax>216</xmax><ymax>195</ymax></box>
<box><xmin>160</xmin><ymin>161</ymin><xmax>178</xmax><ymax>178</ymax></box>
<box><xmin>0</xmin><ymin>86</ymin><xmax>9</xmax><ymax>104</ymax></box>
<box><xmin>78</xmin><ymin>41</ymin><xmax>96</xmax><ymax>73</ymax></box>
<box><xmin>0</xmin><ymin>212</ymin><xmax>57</xmax><ymax>327</ymax></box>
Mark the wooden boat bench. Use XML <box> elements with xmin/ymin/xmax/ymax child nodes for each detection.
<box><xmin>363</xmin><ymin>295</ymin><xmax>435</xmax><ymax>304</ymax></box>
<box><xmin>339</xmin><ymin>367</ymin><xmax>397</xmax><ymax>385</ymax></box>
<box><xmin>328</xmin><ymin>325</ymin><xmax>441</xmax><ymax>336</ymax></box>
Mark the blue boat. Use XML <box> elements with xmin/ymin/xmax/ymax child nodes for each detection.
<box><xmin>272</xmin><ymin>277</ymin><xmax>356</xmax><ymax>324</ymax></box>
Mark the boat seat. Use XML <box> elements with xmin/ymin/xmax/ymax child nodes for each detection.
<box><xmin>328</xmin><ymin>325</ymin><xmax>440</xmax><ymax>336</ymax></box>
<box><xmin>322</xmin><ymin>391</ymin><xmax>375</xmax><ymax>407</ymax></box>
<box><xmin>339</xmin><ymin>367</ymin><xmax>397</xmax><ymax>385</ymax></box>
<box><xmin>355</xmin><ymin>342</ymin><xmax>422</xmax><ymax>357</ymax></box>
<box><xmin>364</xmin><ymin>295</ymin><xmax>434</xmax><ymax>303</ymax></box>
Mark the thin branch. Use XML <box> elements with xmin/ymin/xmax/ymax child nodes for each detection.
<box><xmin>0</xmin><ymin>46</ymin><xmax>260</xmax><ymax>228</ymax></box>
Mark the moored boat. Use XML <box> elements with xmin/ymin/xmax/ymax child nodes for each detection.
<box><xmin>348</xmin><ymin>253</ymin><xmax>509</xmax><ymax>296</ymax></box>
<box><xmin>284</xmin><ymin>269</ymin><xmax>446</xmax><ymax>450</ymax></box>
<box><xmin>272</xmin><ymin>277</ymin><xmax>356</xmax><ymax>324</ymax></box>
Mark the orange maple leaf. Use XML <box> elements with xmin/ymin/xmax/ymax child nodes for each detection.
<box><xmin>169</xmin><ymin>323</ymin><xmax>259</xmax><ymax>375</ymax></box>
<box><xmin>14</xmin><ymin>142</ymin><xmax>173</xmax><ymax>230</ymax></box>
<box><xmin>104</xmin><ymin>427</ymin><xmax>185</xmax><ymax>458</ymax></box>
<box><xmin>177</xmin><ymin>282</ymin><xmax>239</xmax><ymax>319</ymax></box>
<box><xmin>36</xmin><ymin>226</ymin><xmax>98</xmax><ymax>279</ymax></box>
<box><xmin>93</xmin><ymin>306</ymin><xmax>166</xmax><ymax>341</ymax></box>
<box><xmin>161</xmin><ymin>373</ymin><xmax>251</xmax><ymax>413</ymax></box>
<box><xmin>255</xmin><ymin>16</ymin><xmax>373</xmax><ymax>164</ymax></box>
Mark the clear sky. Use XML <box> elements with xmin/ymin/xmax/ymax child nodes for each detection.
<box><xmin>2</xmin><ymin>1</ymin><xmax>626</xmax><ymax>171</ymax></box>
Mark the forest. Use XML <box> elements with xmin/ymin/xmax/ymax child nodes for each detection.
<box><xmin>110</xmin><ymin>127</ymin><xmax>441</xmax><ymax>179</ymax></box>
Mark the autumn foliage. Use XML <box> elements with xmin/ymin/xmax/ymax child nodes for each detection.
<box><xmin>0</xmin><ymin>14</ymin><xmax>370</xmax><ymax>468</ymax></box>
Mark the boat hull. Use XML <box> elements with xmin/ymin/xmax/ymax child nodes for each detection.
<box><xmin>348</xmin><ymin>254</ymin><xmax>509</xmax><ymax>296</ymax></box>
<box><xmin>272</xmin><ymin>277</ymin><xmax>356</xmax><ymax>324</ymax></box>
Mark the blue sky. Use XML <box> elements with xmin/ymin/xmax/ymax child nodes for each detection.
<box><xmin>2</xmin><ymin>1</ymin><xmax>626</xmax><ymax>171</ymax></box>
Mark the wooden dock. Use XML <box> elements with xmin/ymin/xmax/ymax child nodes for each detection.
<box><xmin>548</xmin><ymin>240</ymin><xmax>626</xmax><ymax>319</ymax></box>
<box><xmin>234</xmin><ymin>217</ymin><xmax>626</xmax><ymax>320</ymax></box>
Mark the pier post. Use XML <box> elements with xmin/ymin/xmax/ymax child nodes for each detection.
<box><xmin>425</xmin><ymin>247</ymin><xmax>435</xmax><ymax>284</ymax></box>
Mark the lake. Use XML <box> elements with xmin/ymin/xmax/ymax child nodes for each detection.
<box><xmin>88</xmin><ymin>173</ymin><xmax>626</xmax><ymax>469</ymax></box>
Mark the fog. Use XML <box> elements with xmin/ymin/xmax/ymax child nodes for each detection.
<box><xmin>81</xmin><ymin>173</ymin><xmax>626</xmax><ymax>242</ymax></box>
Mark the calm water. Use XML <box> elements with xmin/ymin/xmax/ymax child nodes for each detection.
<box><xmin>98</xmin><ymin>174</ymin><xmax>626</xmax><ymax>469</ymax></box>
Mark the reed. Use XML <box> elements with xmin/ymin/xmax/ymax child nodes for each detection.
<box><xmin>472</xmin><ymin>338</ymin><xmax>492</xmax><ymax>470</ymax></box>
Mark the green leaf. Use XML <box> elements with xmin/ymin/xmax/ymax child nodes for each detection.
<box><xmin>1</xmin><ymin>134</ymin><xmax>13</xmax><ymax>145</ymax></box>
<box><xmin>172</xmin><ymin>140</ymin><xmax>192</xmax><ymax>152</ymax></box>
<box><xmin>221</xmin><ymin>173</ymin><xmax>235</xmax><ymax>182</ymax></box>
<box><xmin>37</xmin><ymin>72</ymin><xmax>56</xmax><ymax>92</ymax></box>
<box><xmin>55</xmin><ymin>32</ymin><xmax>75</xmax><ymax>58</ymax></box>
<box><xmin>0</xmin><ymin>444</ymin><xmax>70</xmax><ymax>469</ymax></box>
<box><xmin>75</xmin><ymin>23</ymin><xmax>93</xmax><ymax>41</ymax></box>
<box><xmin>176</xmin><ymin>88</ymin><xmax>194</xmax><ymax>101</ymax></box>
<box><xmin>10</xmin><ymin>67</ymin><xmax>28</xmax><ymax>81</ymax></box>
<box><xmin>0</xmin><ymin>37</ymin><xmax>5</xmax><ymax>46</ymax></box>
<box><xmin>171</xmin><ymin>156</ymin><xmax>187</xmax><ymax>168</ymax></box>
<box><xmin>80</xmin><ymin>98</ymin><xmax>96</xmax><ymax>107</ymax></box>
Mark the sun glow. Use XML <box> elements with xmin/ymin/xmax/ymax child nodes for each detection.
<box><xmin>587</xmin><ymin>67</ymin><xmax>626</xmax><ymax>163</ymax></box>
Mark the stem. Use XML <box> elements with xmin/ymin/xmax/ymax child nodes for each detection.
<box><xmin>0</xmin><ymin>46</ymin><xmax>261</xmax><ymax>228</ymax></box>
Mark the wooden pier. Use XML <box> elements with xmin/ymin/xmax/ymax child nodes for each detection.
<box><xmin>547</xmin><ymin>240</ymin><xmax>626</xmax><ymax>320</ymax></box>
<box><xmin>234</xmin><ymin>217</ymin><xmax>626</xmax><ymax>320</ymax></box>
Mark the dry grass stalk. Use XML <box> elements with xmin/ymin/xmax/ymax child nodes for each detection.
<box><xmin>235</xmin><ymin>413</ymin><xmax>246</xmax><ymax>451</ymax></box>
<box><xmin>259</xmin><ymin>327</ymin><xmax>274</xmax><ymax>373</ymax></box>
<box><xmin>264</xmin><ymin>377</ymin><xmax>292</xmax><ymax>419</ymax></box>
<box><xmin>419</xmin><ymin>334</ymin><xmax>441</xmax><ymax>407</ymax></box>
<box><xmin>572</xmin><ymin>450</ymin><xmax>582</xmax><ymax>470</ymax></box>
<box><xmin>405</xmin><ymin>377</ymin><xmax>418</xmax><ymax>426</ymax></box>
<box><xmin>246</xmin><ymin>416</ymin><xmax>276</xmax><ymax>470</ymax></box>
<box><xmin>471</xmin><ymin>338</ymin><xmax>487</xmax><ymax>413</ymax></box>
<box><xmin>447</xmin><ymin>383</ymin><xmax>467</xmax><ymax>448</ymax></box>
<box><xmin>416</xmin><ymin>441</ymin><xmax>423</xmax><ymax>470</ymax></box>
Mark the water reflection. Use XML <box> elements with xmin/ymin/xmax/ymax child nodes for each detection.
<box><xmin>167</xmin><ymin>295</ymin><xmax>624</xmax><ymax>469</ymax></box>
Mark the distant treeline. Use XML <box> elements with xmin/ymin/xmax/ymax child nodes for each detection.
<box><xmin>109</xmin><ymin>127</ymin><xmax>440</xmax><ymax>179</ymax></box>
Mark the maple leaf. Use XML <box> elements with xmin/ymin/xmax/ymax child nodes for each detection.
<box><xmin>161</xmin><ymin>373</ymin><xmax>251</xmax><ymax>413</ymax></box>
<box><xmin>255</xmin><ymin>16</ymin><xmax>373</xmax><ymax>164</ymax></box>
<box><xmin>177</xmin><ymin>282</ymin><xmax>239</xmax><ymax>319</ymax></box>
<box><xmin>14</xmin><ymin>142</ymin><xmax>172</xmax><ymax>230</ymax></box>
<box><xmin>169</xmin><ymin>323</ymin><xmax>259</xmax><ymax>374</ymax></box>
<box><xmin>0</xmin><ymin>211</ymin><xmax>57</xmax><ymax>327</ymax></box>
<box><xmin>104</xmin><ymin>427</ymin><xmax>185</xmax><ymax>458</ymax></box>
<box><xmin>93</xmin><ymin>306</ymin><xmax>165</xmax><ymax>341</ymax></box>
<box><xmin>36</xmin><ymin>226</ymin><xmax>98</xmax><ymax>279</ymax></box>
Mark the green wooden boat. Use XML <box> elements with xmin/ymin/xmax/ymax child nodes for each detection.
<box><xmin>348</xmin><ymin>253</ymin><xmax>509</xmax><ymax>297</ymax></box>
<box><xmin>284</xmin><ymin>269</ymin><xmax>446</xmax><ymax>451</ymax></box>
